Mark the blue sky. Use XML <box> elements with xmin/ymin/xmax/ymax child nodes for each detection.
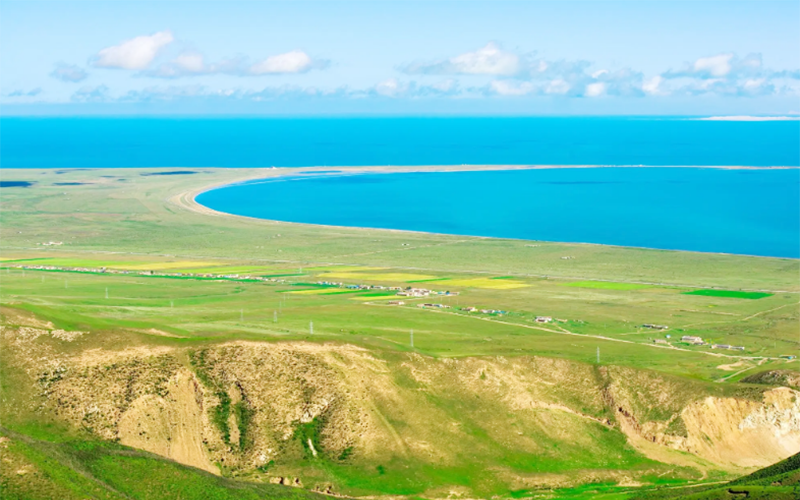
<box><xmin>2</xmin><ymin>1</ymin><xmax>799</xmax><ymax>115</ymax></box>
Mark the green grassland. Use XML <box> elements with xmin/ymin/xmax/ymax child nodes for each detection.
<box><xmin>1</xmin><ymin>167</ymin><xmax>799</xmax><ymax>499</ymax></box>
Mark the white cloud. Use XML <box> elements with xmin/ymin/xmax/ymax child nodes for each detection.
<box><xmin>354</xmin><ymin>78</ymin><xmax>467</xmax><ymax>98</ymax></box>
<box><xmin>429</xmin><ymin>79</ymin><xmax>457</xmax><ymax>93</ymax></box>
<box><xmin>642</xmin><ymin>75</ymin><xmax>666</xmax><ymax>95</ymax></box>
<box><xmin>584</xmin><ymin>82</ymin><xmax>606</xmax><ymax>97</ymax></box>
<box><xmin>486</xmin><ymin>67</ymin><xmax>647</xmax><ymax>98</ymax></box>
<box><xmin>50</xmin><ymin>63</ymin><xmax>88</xmax><ymax>82</ymax></box>
<box><xmin>545</xmin><ymin>79</ymin><xmax>570</xmax><ymax>95</ymax></box>
<box><xmin>403</xmin><ymin>42</ymin><xmax>520</xmax><ymax>76</ymax></box>
<box><xmin>449</xmin><ymin>42</ymin><xmax>520</xmax><ymax>75</ymax></box>
<box><xmin>665</xmin><ymin>52</ymin><xmax>768</xmax><ymax>80</ymax></box>
<box><xmin>93</xmin><ymin>31</ymin><xmax>173</xmax><ymax>70</ymax></box>
<box><xmin>489</xmin><ymin>80</ymin><xmax>534</xmax><ymax>96</ymax></box>
<box><xmin>372</xmin><ymin>78</ymin><xmax>408</xmax><ymax>97</ymax></box>
<box><xmin>8</xmin><ymin>88</ymin><xmax>42</xmax><ymax>97</ymax></box>
<box><xmin>250</xmin><ymin>50</ymin><xmax>314</xmax><ymax>75</ymax></box>
<box><xmin>693</xmin><ymin>53</ymin><xmax>733</xmax><ymax>77</ymax></box>
<box><xmin>144</xmin><ymin>49</ymin><xmax>325</xmax><ymax>78</ymax></box>
<box><xmin>172</xmin><ymin>52</ymin><xmax>206</xmax><ymax>73</ymax></box>
<box><xmin>122</xmin><ymin>84</ymin><xmax>351</xmax><ymax>102</ymax></box>
<box><xmin>71</xmin><ymin>85</ymin><xmax>110</xmax><ymax>102</ymax></box>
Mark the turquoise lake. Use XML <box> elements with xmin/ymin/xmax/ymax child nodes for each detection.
<box><xmin>2</xmin><ymin>117</ymin><xmax>799</xmax><ymax>168</ymax></box>
<box><xmin>4</xmin><ymin>117</ymin><xmax>798</xmax><ymax>257</ymax></box>
<box><xmin>197</xmin><ymin>167</ymin><xmax>800</xmax><ymax>258</ymax></box>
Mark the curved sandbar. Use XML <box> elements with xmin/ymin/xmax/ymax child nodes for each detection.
<box><xmin>177</xmin><ymin>163</ymin><xmax>797</xmax><ymax>218</ymax></box>
<box><xmin>185</xmin><ymin>164</ymin><xmax>800</xmax><ymax>259</ymax></box>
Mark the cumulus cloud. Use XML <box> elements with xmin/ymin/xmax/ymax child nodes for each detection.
<box><xmin>642</xmin><ymin>75</ymin><xmax>666</xmax><ymax>96</ymax></box>
<box><xmin>403</xmin><ymin>43</ymin><xmax>652</xmax><ymax>98</ymax></box>
<box><xmin>143</xmin><ymin>49</ymin><xmax>326</xmax><ymax>78</ymax></box>
<box><xmin>121</xmin><ymin>84</ymin><xmax>212</xmax><ymax>102</ymax></box>
<box><xmin>584</xmin><ymin>82</ymin><xmax>606</xmax><ymax>97</ymax></box>
<box><xmin>93</xmin><ymin>31</ymin><xmax>174</xmax><ymax>70</ymax></box>
<box><xmin>489</xmin><ymin>80</ymin><xmax>534</xmax><ymax>96</ymax></box>
<box><xmin>87</xmin><ymin>29</ymin><xmax>330</xmax><ymax>80</ymax></box>
<box><xmin>50</xmin><ymin>63</ymin><xmax>88</xmax><ymax>82</ymax></box>
<box><xmin>657</xmin><ymin>52</ymin><xmax>799</xmax><ymax>97</ymax></box>
<box><xmin>250</xmin><ymin>50</ymin><xmax>315</xmax><ymax>74</ymax></box>
<box><xmin>71</xmin><ymin>85</ymin><xmax>110</xmax><ymax>102</ymax></box>
<box><xmin>118</xmin><ymin>84</ymin><xmax>350</xmax><ymax>103</ymax></box>
<box><xmin>664</xmin><ymin>52</ymin><xmax>765</xmax><ymax>79</ymax></box>
<box><xmin>48</xmin><ymin>44</ymin><xmax>799</xmax><ymax>105</ymax></box>
<box><xmin>7</xmin><ymin>88</ymin><xmax>42</xmax><ymax>97</ymax></box>
<box><xmin>403</xmin><ymin>42</ymin><xmax>521</xmax><ymax>76</ymax></box>
<box><xmin>401</xmin><ymin>45</ymin><xmax>798</xmax><ymax>99</ymax></box>
<box><xmin>371</xmin><ymin>78</ymin><xmax>408</xmax><ymax>97</ymax></box>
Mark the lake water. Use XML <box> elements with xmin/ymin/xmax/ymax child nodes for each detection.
<box><xmin>4</xmin><ymin>117</ymin><xmax>798</xmax><ymax>256</ymax></box>
<box><xmin>197</xmin><ymin>167</ymin><xmax>800</xmax><ymax>258</ymax></box>
<box><xmin>2</xmin><ymin>117</ymin><xmax>799</xmax><ymax>168</ymax></box>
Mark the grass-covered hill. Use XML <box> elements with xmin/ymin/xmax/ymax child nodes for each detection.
<box><xmin>0</xmin><ymin>427</ymin><xmax>328</xmax><ymax>500</ymax></box>
<box><xmin>630</xmin><ymin>451</ymin><xmax>800</xmax><ymax>500</ymax></box>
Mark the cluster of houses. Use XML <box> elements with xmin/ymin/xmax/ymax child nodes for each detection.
<box><xmin>395</xmin><ymin>287</ymin><xmax>460</xmax><ymax>297</ymax></box>
<box><xmin>413</xmin><ymin>303</ymin><xmax>508</xmax><ymax>315</ymax></box>
<box><xmin>710</xmin><ymin>344</ymin><xmax>745</xmax><ymax>351</ymax></box>
<box><xmin>418</xmin><ymin>303</ymin><xmax>452</xmax><ymax>309</ymax></box>
<box><xmin>651</xmin><ymin>335</ymin><xmax>746</xmax><ymax>351</ymax></box>
<box><xmin>641</xmin><ymin>324</ymin><xmax>669</xmax><ymax>330</ymax></box>
<box><xmin>458</xmin><ymin>306</ymin><xmax>507</xmax><ymax>314</ymax></box>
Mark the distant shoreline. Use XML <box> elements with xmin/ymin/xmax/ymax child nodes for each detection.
<box><xmin>183</xmin><ymin>163</ymin><xmax>800</xmax><ymax>215</ymax></box>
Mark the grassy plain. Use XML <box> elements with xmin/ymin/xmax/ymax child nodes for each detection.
<box><xmin>0</xmin><ymin>166</ymin><xmax>798</xmax><ymax>499</ymax></box>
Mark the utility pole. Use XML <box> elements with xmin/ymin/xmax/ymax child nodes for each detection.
<box><xmin>274</xmin><ymin>310</ymin><xmax>278</xmax><ymax>323</ymax></box>
<box><xmin>309</xmin><ymin>321</ymin><xmax>313</xmax><ymax>335</ymax></box>
<box><xmin>105</xmin><ymin>288</ymin><xmax>108</xmax><ymax>299</ymax></box>
<box><xmin>171</xmin><ymin>300</ymin><xmax>174</xmax><ymax>308</ymax></box>
<box><xmin>596</xmin><ymin>347</ymin><xmax>600</xmax><ymax>364</ymax></box>
<box><xmin>410</xmin><ymin>329</ymin><xmax>414</xmax><ymax>348</ymax></box>
<box><xmin>240</xmin><ymin>309</ymin><xmax>244</xmax><ymax>322</ymax></box>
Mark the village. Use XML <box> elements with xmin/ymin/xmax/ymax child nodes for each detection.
<box><xmin>5</xmin><ymin>263</ymin><xmax>754</xmax><ymax>353</ymax></box>
<box><xmin>648</xmin><ymin>333</ymin><xmax>746</xmax><ymax>352</ymax></box>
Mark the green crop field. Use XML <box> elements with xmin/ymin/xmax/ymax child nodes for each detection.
<box><xmin>682</xmin><ymin>289</ymin><xmax>775</xmax><ymax>299</ymax></box>
<box><xmin>1</xmin><ymin>166</ymin><xmax>798</xmax><ymax>500</ymax></box>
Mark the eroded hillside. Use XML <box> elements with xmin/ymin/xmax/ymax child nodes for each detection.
<box><xmin>2</xmin><ymin>314</ymin><xmax>799</xmax><ymax>498</ymax></box>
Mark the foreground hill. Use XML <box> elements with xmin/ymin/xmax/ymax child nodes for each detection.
<box><xmin>0</xmin><ymin>428</ymin><xmax>327</xmax><ymax>500</ymax></box>
<box><xmin>2</xmin><ymin>310</ymin><xmax>799</xmax><ymax>499</ymax></box>
<box><xmin>631</xmin><ymin>451</ymin><xmax>800</xmax><ymax>499</ymax></box>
